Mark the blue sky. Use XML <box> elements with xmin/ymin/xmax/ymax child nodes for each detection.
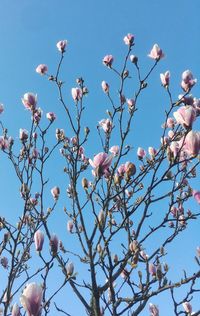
<box><xmin>0</xmin><ymin>0</ymin><xmax>199</xmax><ymax>315</ymax></box>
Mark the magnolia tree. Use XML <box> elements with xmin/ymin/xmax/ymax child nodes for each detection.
<box><xmin>0</xmin><ymin>34</ymin><xmax>200</xmax><ymax>316</ymax></box>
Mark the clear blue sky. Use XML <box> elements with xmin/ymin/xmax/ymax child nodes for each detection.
<box><xmin>0</xmin><ymin>1</ymin><xmax>199</xmax><ymax>315</ymax></box>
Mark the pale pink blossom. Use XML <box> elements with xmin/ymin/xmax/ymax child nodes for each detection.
<box><xmin>19</xmin><ymin>128</ymin><xmax>28</xmax><ymax>142</ymax></box>
<box><xmin>126</xmin><ymin>98</ymin><xmax>135</xmax><ymax>108</ymax></box>
<box><xmin>117</xmin><ymin>164</ymin><xmax>126</xmax><ymax>177</ymax></box>
<box><xmin>182</xmin><ymin>302</ymin><xmax>192</xmax><ymax>314</ymax></box>
<box><xmin>130</xmin><ymin>55</ymin><xmax>138</xmax><ymax>64</ymax></box>
<box><xmin>123</xmin><ymin>33</ymin><xmax>134</xmax><ymax>46</ymax></box>
<box><xmin>166</xmin><ymin>117</ymin><xmax>175</xmax><ymax>129</ymax></box>
<box><xmin>193</xmin><ymin>97</ymin><xmax>200</xmax><ymax>115</ymax></box>
<box><xmin>160</xmin><ymin>71</ymin><xmax>170</xmax><ymax>87</ymax></box>
<box><xmin>193</xmin><ymin>190</ymin><xmax>200</xmax><ymax>204</ymax></box>
<box><xmin>51</xmin><ymin>186</ymin><xmax>60</xmax><ymax>200</ymax></box>
<box><xmin>109</xmin><ymin>145</ymin><xmax>119</xmax><ymax>156</ymax></box>
<box><xmin>89</xmin><ymin>152</ymin><xmax>112</xmax><ymax>177</ymax></box>
<box><xmin>149</xmin><ymin>263</ymin><xmax>156</xmax><ymax>276</ymax></box>
<box><xmin>66</xmin><ymin>262</ymin><xmax>74</xmax><ymax>277</ymax></box>
<box><xmin>0</xmin><ymin>137</ymin><xmax>9</xmax><ymax>150</ymax></box>
<box><xmin>56</xmin><ymin>40</ymin><xmax>67</xmax><ymax>52</ymax></box>
<box><xmin>35</xmin><ymin>64</ymin><xmax>48</xmax><ymax>75</ymax></box>
<box><xmin>101</xmin><ymin>81</ymin><xmax>109</xmax><ymax>93</ymax></box>
<box><xmin>137</xmin><ymin>147</ymin><xmax>146</xmax><ymax>159</ymax></box>
<box><xmin>168</xmin><ymin>130</ymin><xmax>174</xmax><ymax>139</ymax></box>
<box><xmin>129</xmin><ymin>240</ymin><xmax>138</xmax><ymax>252</ymax></box>
<box><xmin>99</xmin><ymin>119</ymin><xmax>112</xmax><ymax>133</ymax></box>
<box><xmin>67</xmin><ymin>220</ymin><xmax>74</xmax><ymax>233</ymax></box>
<box><xmin>181</xmin><ymin>70</ymin><xmax>197</xmax><ymax>92</ymax></box>
<box><xmin>98</xmin><ymin>209</ymin><xmax>105</xmax><ymax>225</ymax></box>
<box><xmin>11</xmin><ymin>303</ymin><xmax>20</xmax><ymax>316</ymax></box>
<box><xmin>149</xmin><ymin>303</ymin><xmax>159</xmax><ymax>316</ymax></box>
<box><xmin>20</xmin><ymin>283</ymin><xmax>43</xmax><ymax>316</ymax></box>
<box><xmin>148</xmin><ymin>44</ymin><xmax>164</xmax><ymax>60</ymax></box>
<box><xmin>148</xmin><ymin>147</ymin><xmax>157</xmax><ymax>157</ymax></box>
<box><xmin>22</xmin><ymin>93</ymin><xmax>37</xmax><ymax>111</ymax></box>
<box><xmin>184</xmin><ymin>130</ymin><xmax>200</xmax><ymax>157</ymax></box>
<box><xmin>140</xmin><ymin>250</ymin><xmax>149</xmax><ymax>260</ymax></box>
<box><xmin>71</xmin><ymin>88</ymin><xmax>82</xmax><ymax>101</ymax></box>
<box><xmin>32</xmin><ymin>107</ymin><xmax>42</xmax><ymax>125</ymax></box>
<box><xmin>50</xmin><ymin>234</ymin><xmax>59</xmax><ymax>255</ymax></box>
<box><xmin>178</xmin><ymin>94</ymin><xmax>194</xmax><ymax>106</ymax></box>
<box><xmin>34</xmin><ymin>230</ymin><xmax>44</xmax><ymax>252</ymax></box>
<box><xmin>173</xmin><ymin>106</ymin><xmax>196</xmax><ymax>128</ymax></box>
<box><xmin>103</xmin><ymin>55</ymin><xmax>114</xmax><ymax>68</ymax></box>
<box><xmin>0</xmin><ymin>104</ymin><xmax>4</xmax><ymax>114</ymax></box>
<box><xmin>46</xmin><ymin>112</ymin><xmax>56</xmax><ymax>122</ymax></box>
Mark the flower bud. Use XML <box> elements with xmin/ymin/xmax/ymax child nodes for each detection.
<box><xmin>51</xmin><ymin>186</ymin><xmax>60</xmax><ymax>200</ymax></box>
<box><xmin>50</xmin><ymin>234</ymin><xmax>59</xmax><ymax>255</ymax></box>
<box><xmin>56</xmin><ymin>40</ymin><xmax>67</xmax><ymax>52</ymax></box>
<box><xmin>66</xmin><ymin>262</ymin><xmax>74</xmax><ymax>277</ymax></box>
<box><xmin>36</xmin><ymin>64</ymin><xmax>48</xmax><ymax>75</ymax></box>
<box><xmin>34</xmin><ymin>230</ymin><xmax>44</xmax><ymax>252</ymax></box>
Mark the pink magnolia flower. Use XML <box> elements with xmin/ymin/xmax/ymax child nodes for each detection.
<box><xmin>160</xmin><ymin>71</ymin><xmax>170</xmax><ymax>87</ymax></box>
<box><xmin>109</xmin><ymin>145</ymin><xmax>119</xmax><ymax>156</ymax></box>
<box><xmin>51</xmin><ymin>186</ymin><xmax>60</xmax><ymax>200</ymax></box>
<box><xmin>149</xmin><ymin>303</ymin><xmax>159</xmax><ymax>316</ymax></box>
<box><xmin>193</xmin><ymin>190</ymin><xmax>200</xmax><ymax>204</ymax></box>
<box><xmin>20</xmin><ymin>283</ymin><xmax>43</xmax><ymax>316</ymax></box>
<box><xmin>148</xmin><ymin>147</ymin><xmax>157</xmax><ymax>157</ymax></box>
<box><xmin>32</xmin><ymin>108</ymin><xmax>42</xmax><ymax>125</ymax></box>
<box><xmin>0</xmin><ymin>136</ymin><xmax>9</xmax><ymax>150</ymax></box>
<box><xmin>129</xmin><ymin>240</ymin><xmax>138</xmax><ymax>252</ymax></box>
<box><xmin>22</xmin><ymin>93</ymin><xmax>37</xmax><ymax>111</ymax></box>
<box><xmin>137</xmin><ymin>147</ymin><xmax>146</xmax><ymax>159</ymax></box>
<box><xmin>184</xmin><ymin>130</ymin><xmax>200</xmax><ymax>157</ymax></box>
<box><xmin>178</xmin><ymin>94</ymin><xmax>194</xmax><ymax>106</ymax></box>
<box><xmin>148</xmin><ymin>44</ymin><xmax>164</xmax><ymax>61</ymax></box>
<box><xmin>0</xmin><ymin>104</ymin><xmax>4</xmax><ymax>114</ymax></box>
<box><xmin>46</xmin><ymin>112</ymin><xmax>56</xmax><ymax>122</ymax></box>
<box><xmin>66</xmin><ymin>262</ymin><xmax>74</xmax><ymax>277</ymax></box>
<box><xmin>56</xmin><ymin>40</ymin><xmax>67</xmax><ymax>52</ymax></box>
<box><xmin>181</xmin><ymin>70</ymin><xmax>197</xmax><ymax>92</ymax></box>
<box><xmin>89</xmin><ymin>152</ymin><xmax>112</xmax><ymax>177</ymax></box>
<box><xmin>34</xmin><ymin>230</ymin><xmax>44</xmax><ymax>252</ymax></box>
<box><xmin>173</xmin><ymin>106</ymin><xmax>196</xmax><ymax>128</ymax></box>
<box><xmin>101</xmin><ymin>81</ymin><xmax>109</xmax><ymax>93</ymax></box>
<box><xmin>71</xmin><ymin>88</ymin><xmax>82</xmax><ymax>102</ymax></box>
<box><xmin>35</xmin><ymin>64</ymin><xmax>48</xmax><ymax>75</ymax></box>
<box><xmin>103</xmin><ymin>55</ymin><xmax>114</xmax><ymax>68</ymax></box>
<box><xmin>50</xmin><ymin>234</ymin><xmax>59</xmax><ymax>255</ymax></box>
<box><xmin>123</xmin><ymin>33</ymin><xmax>134</xmax><ymax>46</ymax></box>
<box><xmin>166</xmin><ymin>117</ymin><xmax>175</xmax><ymax>129</ymax></box>
<box><xmin>19</xmin><ymin>128</ymin><xmax>28</xmax><ymax>142</ymax></box>
<box><xmin>140</xmin><ymin>250</ymin><xmax>149</xmax><ymax>260</ymax></box>
<box><xmin>182</xmin><ymin>302</ymin><xmax>192</xmax><ymax>314</ymax></box>
<box><xmin>99</xmin><ymin>119</ymin><xmax>112</xmax><ymax>133</ymax></box>
<box><xmin>149</xmin><ymin>263</ymin><xmax>156</xmax><ymax>276</ymax></box>
<box><xmin>126</xmin><ymin>98</ymin><xmax>135</xmax><ymax>109</ymax></box>
<box><xmin>130</xmin><ymin>54</ymin><xmax>138</xmax><ymax>64</ymax></box>
<box><xmin>11</xmin><ymin>303</ymin><xmax>20</xmax><ymax>316</ymax></box>
<box><xmin>67</xmin><ymin>220</ymin><xmax>74</xmax><ymax>233</ymax></box>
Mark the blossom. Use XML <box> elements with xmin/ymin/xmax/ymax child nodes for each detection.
<box><xmin>109</xmin><ymin>145</ymin><xmax>119</xmax><ymax>156</ymax></box>
<box><xmin>148</xmin><ymin>44</ymin><xmax>164</xmax><ymax>60</ymax></box>
<box><xmin>166</xmin><ymin>117</ymin><xmax>175</xmax><ymax>129</ymax></box>
<box><xmin>101</xmin><ymin>81</ymin><xmax>109</xmax><ymax>93</ymax></box>
<box><xmin>184</xmin><ymin>130</ymin><xmax>200</xmax><ymax>157</ymax></box>
<box><xmin>123</xmin><ymin>33</ymin><xmax>134</xmax><ymax>46</ymax></box>
<box><xmin>20</xmin><ymin>283</ymin><xmax>43</xmax><ymax>316</ymax></box>
<box><xmin>71</xmin><ymin>88</ymin><xmax>82</xmax><ymax>101</ymax></box>
<box><xmin>160</xmin><ymin>71</ymin><xmax>170</xmax><ymax>87</ymax></box>
<box><xmin>34</xmin><ymin>230</ymin><xmax>44</xmax><ymax>252</ymax></box>
<box><xmin>89</xmin><ymin>152</ymin><xmax>112</xmax><ymax>177</ymax></box>
<box><xmin>126</xmin><ymin>98</ymin><xmax>135</xmax><ymax>109</ymax></box>
<box><xmin>137</xmin><ymin>147</ymin><xmax>146</xmax><ymax>159</ymax></box>
<box><xmin>11</xmin><ymin>303</ymin><xmax>20</xmax><ymax>316</ymax></box>
<box><xmin>181</xmin><ymin>70</ymin><xmax>197</xmax><ymax>92</ymax></box>
<box><xmin>148</xmin><ymin>147</ymin><xmax>157</xmax><ymax>157</ymax></box>
<box><xmin>173</xmin><ymin>106</ymin><xmax>196</xmax><ymax>128</ymax></box>
<box><xmin>51</xmin><ymin>186</ymin><xmax>60</xmax><ymax>200</ymax></box>
<box><xmin>193</xmin><ymin>190</ymin><xmax>200</xmax><ymax>204</ymax></box>
<box><xmin>35</xmin><ymin>64</ymin><xmax>48</xmax><ymax>75</ymax></box>
<box><xmin>149</xmin><ymin>263</ymin><xmax>156</xmax><ymax>276</ymax></box>
<box><xmin>49</xmin><ymin>234</ymin><xmax>59</xmax><ymax>255</ymax></box>
<box><xmin>67</xmin><ymin>220</ymin><xmax>74</xmax><ymax>233</ymax></box>
<box><xmin>103</xmin><ymin>55</ymin><xmax>114</xmax><ymax>68</ymax></box>
<box><xmin>149</xmin><ymin>303</ymin><xmax>159</xmax><ymax>316</ymax></box>
<box><xmin>66</xmin><ymin>262</ymin><xmax>74</xmax><ymax>277</ymax></box>
<box><xmin>182</xmin><ymin>302</ymin><xmax>192</xmax><ymax>314</ymax></box>
<box><xmin>19</xmin><ymin>128</ymin><xmax>28</xmax><ymax>142</ymax></box>
<box><xmin>46</xmin><ymin>112</ymin><xmax>56</xmax><ymax>122</ymax></box>
<box><xmin>130</xmin><ymin>54</ymin><xmax>138</xmax><ymax>64</ymax></box>
<box><xmin>99</xmin><ymin>119</ymin><xmax>112</xmax><ymax>133</ymax></box>
<box><xmin>0</xmin><ymin>136</ymin><xmax>10</xmax><ymax>150</ymax></box>
<box><xmin>22</xmin><ymin>93</ymin><xmax>37</xmax><ymax>111</ymax></box>
<box><xmin>56</xmin><ymin>40</ymin><xmax>67</xmax><ymax>52</ymax></box>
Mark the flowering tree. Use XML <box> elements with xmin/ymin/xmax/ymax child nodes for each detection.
<box><xmin>0</xmin><ymin>34</ymin><xmax>200</xmax><ymax>316</ymax></box>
